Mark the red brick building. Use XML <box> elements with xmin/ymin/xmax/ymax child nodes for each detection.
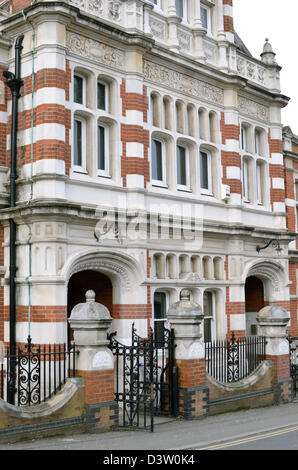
<box><xmin>0</xmin><ymin>0</ymin><xmax>295</xmax><ymax>358</ymax></box>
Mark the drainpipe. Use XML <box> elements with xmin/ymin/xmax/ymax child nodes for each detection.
<box><xmin>3</xmin><ymin>34</ymin><xmax>24</xmax><ymax>405</ymax></box>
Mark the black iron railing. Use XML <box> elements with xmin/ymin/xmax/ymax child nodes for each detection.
<box><xmin>109</xmin><ymin>323</ymin><xmax>178</xmax><ymax>432</ymax></box>
<box><xmin>0</xmin><ymin>336</ymin><xmax>78</xmax><ymax>406</ymax></box>
<box><xmin>205</xmin><ymin>332</ymin><xmax>266</xmax><ymax>383</ymax></box>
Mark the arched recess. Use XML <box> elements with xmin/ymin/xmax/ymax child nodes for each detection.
<box><xmin>245</xmin><ymin>276</ymin><xmax>264</xmax><ymax>335</ymax></box>
<box><xmin>67</xmin><ymin>270</ymin><xmax>113</xmax><ymax>344</ymax></box>
<box><xmin>243</xmin><ymin>259</ymin><xmax>288</xmax><ymax>335</ymax></box>
<box><xmin>62</xmin><ymin>248</ymin><xmax>144</xmax><ymax>303</ymax></box>
<box><xmin>63</xmin><ymin>248</ymin><xmax>145</xmax><ymax>344</ymax></box>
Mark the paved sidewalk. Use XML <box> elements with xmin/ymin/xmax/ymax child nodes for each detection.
<box><xmin>2</xmin><ymin>401</ymin><xmax>298</xmax><ymax>450</ymax></box>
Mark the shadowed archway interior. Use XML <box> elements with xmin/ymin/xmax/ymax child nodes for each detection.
<box><xmin>245</xmin><ymin>276</ymin><xmax>265</xmax><ymax>335</ymax></box>
<box><xmin>67</xmin><ymin>270</ymin><xmax>113</xmax><ymax>344</ymax></box>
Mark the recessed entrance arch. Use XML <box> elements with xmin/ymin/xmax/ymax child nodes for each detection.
<box><xmin>245</xmin><ymin>276</ymin><xmax>265</xmax><ymax>335</ymax></box>
<box><xmin>67</xmin><ymin>270</ymin><xmax>113</xmax><ymax>344</ymax></box>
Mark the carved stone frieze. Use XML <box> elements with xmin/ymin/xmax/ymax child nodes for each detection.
<box><xmin>143</xmin><ymin>60</ymin><xmax>224</xmax><ymax>105</ymax></box>
<box><xmin>203</xmin><ymin>40</ymin><xmax>216</xmax><ymax>62</ymax></box>
<box><xmin>108</xmin><ymin>1</ymin><xmax>121</xmax><ymax>21</ymax></box>
<box><xmin>177</xmin><ymin>29</ymin><xmax>191</xmax><ymax>52</ymax></box>
<box><xmin>66</xmin><ymin>32</ymin><xmax>125</xmax><ymax>68</ymax></box>
<box><xmin>149</xmin><ymin>17</ymin><xmax>166</xmax><ymax>41</ymax></box>
<box><xmin>238</xmin><ymin>96</ymin><xmax>269</xmax><ymax>122</ymax></box>
<box><xmin>88</xmin><ymin>0</ymin><xmax>103</xmax><ymax>14</ymax></box>
<box><xmin>69</xmin><ymin>0</ymin><xmax>123</xmax><ymax>22</ymax></box>
<box><xmin>236</xmin><ymin>55</ymin><xmax>267</xmax><ymax>87</ymax></box>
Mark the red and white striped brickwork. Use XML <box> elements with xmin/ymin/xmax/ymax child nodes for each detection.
<box><xmin>223</xmin><ymin>0</ymin><xmax>234</xmax><ymax>40</ymax></box>
<box><xmin>0</xmin><ymin>0</ymin><xmax>293</xmax><ymax>361</ymax></box>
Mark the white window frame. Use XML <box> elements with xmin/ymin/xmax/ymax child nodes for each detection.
<box><xmin>241</xmin><ymin>124</ymin><xmax>247</xmax><ymax>151</ymax></box>
<box><xmin>255</xmin><ymin>129</ymin><xmax>261</xmax><ymax>155</ymax></box>
<box><xmin>73</xmin><ymin>116</ymin><xmax>87</xmax><ymax>173</ymax></box>
<box><xmin>151</xmin><ymin>137</ymin><xmax>167</xmax><ymax>187</ymax></box>
<box><xmin>97</xmin><ymin>80</ymin><xmax>108</xmax><ymax>112</ymax></box>
<box><xmin>73</xmin><ymin>73</ymin><xmax>86</xmax><ymax>107</ymax></box>
<box><xmin>200</xmin><ymin>4</ymin><xmax>211</xmax><ymax>33</ymax></box>
<box><xmin>200</xmin><ymin>150</ymin><xmax>213</xmax><ymax>195</ymax></box>
<box><xmin>176</xmin><ymin>144</ymin><xmax>190</xmax><ymax>191</ymax></box>
<box><xmin>153</xmin><ymin>291</ymin><xmax>169</xmax><ymax>340</ymax></box>
<box><xmin>243</xmin><ymin>158</ymin><xmax>249</xmax><ymax>202</ymax></box>
<box><xmin>149</xmin><ymin>0</ymin><xmax>161</xmax><ymax>8</ymax></box>
<box><xmin>256</xmin><ymin>161</ymin><xmax>263</xmax><ymax>205</ymax></box>
<box><xmin>176</xmin><ymin>0</ymin><xmax>188</xmax><ymax>22</ymax></box>
<box><xmin>97</xmin><ymin>123</ymin><xmax>110</xmax><ymax>177</ymax></box>
<box><xmin>203</xmin><ymin>290</ymin><xmax>216</xmax><ymax>343</ymax></box>
<box><xmin>295</xmin><ymin>180</ymin><xmax>298</xmax><ymax>202</ymax></box>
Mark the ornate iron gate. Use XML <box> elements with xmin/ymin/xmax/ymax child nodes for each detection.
<box><xmin>109</xmin><ymin>324</ymin><xmax>178</xmax><ymax>432</ymax></box>
<box><xmin>288</xmin><ymin>336</ymin><xmax>298</xmax><ymax>396</ymax></box>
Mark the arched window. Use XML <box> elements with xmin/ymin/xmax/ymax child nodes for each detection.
<box><xmin>151</xmin><ymin>136</ymin><xmax>166</xmax><ymax>185</ymax></box>
<box><xmin>255</xmin><ymin>127</ymin><xmax>266</xmax><ymax>157</ymax></box>
<box><xmin>256</xmin><ymin>160</ymin><xmax>265</xmax><ymax>205</ymax></box>
<box><xmin>176</xmin><ymin>143</ymin><xmax>190</xmax><ymax>189</ymax></box>
<box><xmin>200</xmin><ymin>150</ymin><xmax>212</xmax><ymax>195</ymax></box>
<box><xmin>97</xmin><ymin>80</ymin><xmax>108</xmax><ymax>111</ymax></box>
<box><xmin>242</xmin><ymin>157</ymin><xmax>251</xmax><ymax>202</ymax></box>
<box><xmin>154</xmin><ymin>291</ymin><xmax>167</xmax><ymax>341</ymax></box>
<box><xmin>203</xmin><ymin>291</ymin><xmax>216</xmax><ymax>342</ymax></box>
<box><xmin>74</xmin><ymin>73</ymin><xmax>86</xmax><ymax>105</ymax></box>
<box><xmin>97</xmin><ymin>122</ymin><xmax>109</xmax><ymax>176</ymax></box>
<box><xmin>73</xmin><ymin>114</ymin><xmax>87</xmax><ymax>172</ymax></box>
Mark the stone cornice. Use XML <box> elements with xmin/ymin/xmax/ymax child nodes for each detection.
<box><xmin>0</xmin><ymin>201</ymin><xmax>293</xmax><ymax>242</ymax></box>
<box><xmin>0</xmin><ymin>1</ymin><xmax>289</xmax><ymax>111</ymax></box>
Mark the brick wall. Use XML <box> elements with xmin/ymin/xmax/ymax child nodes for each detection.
<box><xmin>120</xmin><ymin>79</ymin><xmax>149</xmax><ymax>187</ymax></box>
<box><xmin>223</xmin><ymin>0</ymin><xmax>234</xmax><ymax>34</ymax></box>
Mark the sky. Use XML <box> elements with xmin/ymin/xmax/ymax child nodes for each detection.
<box><xmin>233</xmin><ymin>0</ymin><xmax>298</xmax><ymax>134</ymax></box>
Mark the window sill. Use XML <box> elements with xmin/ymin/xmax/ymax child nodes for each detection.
<box><xmin>97</xmin><ymin>173</ymin><xmax>111</xmax><ymax>179</ymax></box>
<box><xmin>152</xmin><ymin>181</ymin><xmax>168</xmax><ymax>189</ymax></box>
<box><xmin>200</xmin><ymin>190</ymin><xmax>214</xmax><ymax>197</ymax></box>
<box><xmin>73</xmin><ymin>168</ymin><xmax>88</xmax><ymax>175</ymax></box>
<box><xmin>177</xmin><ymin>186</ymin><xmax>192</xmax><ymax>193</ymax></box>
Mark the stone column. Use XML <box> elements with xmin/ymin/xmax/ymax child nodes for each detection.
<box><xmin>68</xmin><ymin>290</ymin><xmax>117</xmax><ymax>432</ymax></box>
<box><xmin>257</xmin><ymin>305</ymin><xmax>293</xmax><ymax>404</ymax></box>
<box><xmin>167</xmin><ymin>289</ymin><xmax>208</xmax><ymax>419</ymax></box>
<box><xmin>167</xmin><ymin>0</ymin><xmax>181</xmax><ymax>53</ymax></box>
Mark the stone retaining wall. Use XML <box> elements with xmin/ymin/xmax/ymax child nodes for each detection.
<box><xmin>207</xmin><ymin>360</ymin><xmax>277</xmax><ymax>415</ymax></box>
<box><xmin>0</xmin><ymin>378</ymin><xmax>86</xmax><ymax>443</ymax></box>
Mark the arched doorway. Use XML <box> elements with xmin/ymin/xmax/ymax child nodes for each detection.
<box><xmin>67</xmin><ymin>270</ymin><xmax>113</xmax><ymax>345</ymax></box>
<box><xmin>245</xmin><ymin>276</ymin><xmax>265</xmax><ymax>335</ymax></box>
